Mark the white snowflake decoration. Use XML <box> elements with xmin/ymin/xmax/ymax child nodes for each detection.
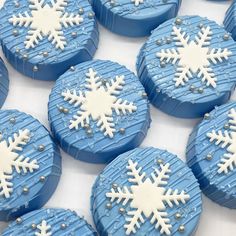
<box><xmin>9</xmin><ymin>0</ymin><xmax>83</xmax><ymax>50</ymax></box>
<box><xmin>35</xmin><ymin>220</ymin><xmax>52</xmax><ymax>236</ymax></box>
<box><xmin>0</xmin><ymin>129</ymin><xmax>39</xmax><ymax>198</ymax></box>
<box><xmin>131</xmin><ymin>0</ymin><xmax>144</xmax><ymax>6</ymax></box>
<box><xmin>62</xmin><ymin>68</ymin><xmax>137</xmax><ymax>138</ymax></box>
<box><xmin>157</xmin><ymin>26</ymin><xmax>232</xmax><ymax>88</ymax></box>
<box><xmin>207</xmin><ymin>108</ymin><xmax>236</xmax><ymax>174</ymax></box>
<box><xmin>106</xmin><ymin>160</ymin><xmax>190</xmax><ymax>235</ymax></box>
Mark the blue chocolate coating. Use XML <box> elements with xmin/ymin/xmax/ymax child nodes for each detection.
<box><xmin>0</xmin><ymin>110</ymin><xmax>61</xmax><ymax>221</ymax></box>
<box><xmin>0</xmin><ymin>58</ymin><xmax>9</xmax><ymax>108</ymax></box>
<box><xmin>2</xmin><ymin>208</ymin><xmax>97</xmax><ymax>235</ymax></box>
<box><xmin>48</xmin><ymin>60</ymin><xmax>151</xmax><ymax>163</ymax></box>
<box><xmin>187</xmin><ymin>102</ymin><xmax>236</xmax><ymax>208</ymax></box>
<box><xmin>91</xmin><ymin>147</ymin><xmax>202</xmax><ymax>235</ymax></box>
<box><xmin>0</xmin><ymin>0</ymin><xmax>99</xmax><ymax>81</ymax></box>
<box><xmin>224</xmin><ymin>1</ymin><xmax>236</xmax><ymax>40</ymax></box>
<box><xmin>92</xmin><ymin>0</ymin><xmax>181</xmax><ymax>37</ymax></box>
<box><xmin>137</xmin><ymin>15</ymin><xmax>236</xmax><ymax>118</ymax></box>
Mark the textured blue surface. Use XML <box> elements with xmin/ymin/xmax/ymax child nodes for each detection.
<box><xmin>0</xmin><ymin>0</ymin><xmax>99</xmax><ymax>81</ymax></box>
<box><xmin>0</xmin><ymin>110</ymin><xmax>61</xmax><ymax>221</ymax></box>
<box><xmin>0</xmin><ymin>58</ymin><xmax>9</xmax><ymax>108</ymax></box>
<box><xmin>48</xmin><ymin>60</ymin><xmax>151</xmax><ymax>163</ymax></box>
<box><xmin>137</xmin><ymin>15</ymin><xmax>236</xmax><ymax>118</ymax></box>
<box><xmin>187</xmin><ymin>102</ymin><xmax>236</xmax><ymax>208</ymax></box>
<box><xmin>91</xmin><ymin>147</ymin><xmax>202</xmax><ymax>235</ymax></box>
<box><xmin>2</xmin><ymin>208</ymin><xmax>97</xmax><ymax>235</ymax></box>
<box><xmin>92</xmin><ymin>0</ymin><xmax>181</xmax><ymax>37</ymax></box>
<box><xmin>224</xmin><ymin>1</ymin><xmax>236</xmax><ymax>40</ymax></box>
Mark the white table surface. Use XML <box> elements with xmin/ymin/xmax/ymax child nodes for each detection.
<box><xmin>0</xmin><ymin>0</ymin><xmax>235</xmax><ymax>235</ymax></box>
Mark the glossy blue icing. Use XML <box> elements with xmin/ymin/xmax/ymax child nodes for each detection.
<box><xmin>91</xmin><ymin>147</ymin><xmax>202</xmax><ymax>236</ymax></box>
<box><xmin>0</xmin><ymin>58</ymin><xmax>9</xmax><ymax>108</ymax></box>
<box><xmin>0</xmin><ymin>110</ymin><xmax>61</xmax><ymax>221</ymax></box>
<box><xmin>92</xmin><ymin>0</ymin><xmax>181</xmax><ymax>37</ymax></box>
<box><xmin>48</xmin><ymin>60</ymin><xmax>151</xmax><ymax>163</ymax></box>
<box><xmin>2</xmin><ymin>208</ymin><xmax>97</xmax><ymax>235</ymax></box>
<box><xmin>224</xmin><ymin>1</ymin><xmax>236</xmax><ymax>40</ymax></box>
<box><xmin>137</xmin><ymin>15</ymin><xmax>236</xmax><ymax>118</ymax></box>
<box><xmin>0</xmin><ymin>0</ymin><xmax>99</xmax><ymax>81</ymax></box>
<box><xmin>187</xmin><ymin>102</ymin><xmax>236</xmax><ymax>208</ymax></box>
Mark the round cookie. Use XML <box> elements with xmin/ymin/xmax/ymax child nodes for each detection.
<box><xmin>224</xmin><ymin>1</ymin><xmax>236</xmax><ymax>41</ymax></box>
<box><xmin>187</xmin><ymin>102</ymin><xmax>236</xmax><ymax>208</ymax></box>
<box><xmin>91</xmin><ymin>147</ymin><xmax>202</xmax><ymax>236</ymax></box>
<box><xmin>0</xmin><ymin>110</ymin><xmax>61</xmax><ymax>221</ymax></box>
<box><xmin>2</xmin><ymin>208</ymin><xmax>96</xmax><ymax>235</ymax></box>
<box><xmin>0</xmin><ymin>58</ymin><xmax>9</xmax><ymax>108</ymax></box>
<box><xmin>92</xmin><ymin>0</ymin><xmax>181</xmax><ymax>37</ymax></box>
<box><xmin>0</xmin><ymin>0</ymin><xmax>99</xmax><ymax>81</ymax></box>
<box><xmin>137</xmin><ymin>15</ymin><xmax>236</xmax><ymax>118</ymax></box>
<box><xmin>48</xmin><ymin>60</ymin><xmax>151</xmax><ymax>164</ymax></box>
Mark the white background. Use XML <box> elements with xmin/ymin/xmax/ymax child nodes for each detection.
<box><xmin>0</xmin><ymin>0</ymin><xmax>235</xmax><ymax>235</ymax></box>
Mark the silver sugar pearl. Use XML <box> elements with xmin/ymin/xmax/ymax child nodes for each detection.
<box><xmin>189</xmin><ymin>85</ymin><xmax>195</xmax><ymax>92</ymax></box>
<box><xmin>166</xmin><ymin>37</ymin><xmax>172</xmax><ymax>44</ymax></box>
<box><xmin>88</xmin><ymin>12</ymin><xmax>94</xmax><ymax>19</ymax></box>
<box><xmin>84</xmin><ymin>123</ymin><xmax>90</xmax><ymax>129</ymax></box>
<box><xmin>63</xmin><ymin>108</ymin><xmax>69</xmax><ymax>114</ymax></box>
<box><xmin>33</xmin><ymin>65</ymin><xmax>38</xmax><ymax>72</ymax></box>
<box><xmin>13</xmin><ymin>29</ymin><xmax>19</xmax><ymax>36</ymax></box>
<box><xmin>40</xmin><ymin>176</ymin><xmax>46</xmax><ymax>182</ymax></box>
<box><xmin>204</xmin><ymin>113</ymin><xmax>210</xmax><ymax>120</ymax></box>
<box><xmin>23</xmin><ymin>54</ymin><xmax>28</xmax><ymax>60</ymax></box>
<box><xmin>9</xmin><ymin>117</ymin><xmax>16</xmax><ymax>124</ymax></box>
<box><xmin>61</xmin><ymin>223</ymin><xmax>67</xmax><ymax>229</ymax></box>
<box><xmin>70</xmin><ymin>66</ymin><xmax>75</xmax><ymax>71</ymax></box>
<box><xmin>79</xmin><ymin>8</ymin><xmax>84</xmax><ymax>14</ymax></box>
<box><xmin>106</xmin><ymin>202</ymin><xmax>112</xmax><ymax>209</ymax></box>
<box><xmin>43</xmin><ymin>51</ymin><xmax>48</xmax><ymax>57</ymax></box>
<box><xmin>119</xmin><ymin>128</ymin><xmax>125</xmax><ymax>134</ymax></box>
<box><xmin>38</xmin><ymin>145</ymin><xmax>45</xmax><ymax>152</ymax></box>
<box><xmin>157</xmin><ymin>159</ymin><xmax>163</xmax><ymax>164</ymax></box>
<box><xmin>223</xmin><ymin>33</ymin><xmax>230</xmax><ymax>41</ymax></box>
<box><xmin>23</xmin><ymin>187</ymin><xmax>29</xmax><ymax>194</ymax></box>
<box><xmin>156</xmin><ymin>39</ymin><xmax>162</xmax><ymax>46</ymax></box>
<box><xmin>86</xmin><ymin>129</ymin><xmax>93</xmax><ymax>136</ymax></box>
<box><xmin>16</xmin><ymin>217</ymin><xmax>22</xmax><ymax>224</ymax></box>
<box><xmin>15</xmin><ymin>2</ymin><xmax>20</xmax><ymax>7</ymax></box>
<box><xmin>142</xmin><ymin>92</ymin><xmax>147</xmax><ymax>98</ymax></box>
<box><xmin>160</xmin><ymin>61</ymin><xmax>166</xmax><ymax>68</ymax></box>
<box><xmin>112</xmin><ymin>183</ymin><xmax>118</xmax><ymax>189</ymax></box>
<box><xmin>175</xmin><ymin>18</ymin><xmax>182</xmax><ymax>25</ymax></box>
<box><xmin>178</xmin><ymin>225</ymin><xmax>185</xmax><ymax>233</ymax></box>
<box><xmin>206</xmin><ymin>154</ymin><xmax>212</xmax><ymax>161</ymax></box>
<box><xmin>71</xmin><ymin>32</ymin><xmax>77</xmax><ymax>38</ymax></box>
<box><xmin>110</xmin><ymin>0</ymin><xmax>116</xmax><ymax>6</ymax></box>
<box><xmin>198</xmin><ymin>88</ymin><xmax>204</xmax><ymax>94</ymax></box>
<box><xmin>15</xmin><ymin>48</ymin><xmax>20</xmax><ymax>53</ymax></box>
<box><xmin>224</xmin><ymin>123</ymin><xmax>230</xmax><ymax>129</ymax></box>
<box><xmin>58</xmin><ymin>106</ymin><xmax>64</xmax><ymax>112</ymax></box>
<box><xmin>31</xmin><ymin>223</ymin><xmax>37</xmax><ymax>229</ymax></box>
<box><xmin>119</xmin><ymin>208</ymin><xmax>126</xmax><ymax>214</ymax></box>
<box><xmin>175</xmin><ymin>212</ymin><xmax>182</xmax><ymax>219</ymax></box>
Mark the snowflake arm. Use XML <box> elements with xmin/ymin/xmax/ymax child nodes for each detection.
<box><xmin>172</xmin><ymin>26</ymin><xmax>190</xmax><ymax>47</ymax></box>
<box><xmin>9</xmin><ymin>12</ymin><xmax>33</xmax><ymax>27</ymax></box>
<box><xmin>163</xmin><ymin>189</ymin><xmax>190</xmax><ymax>207</ymax></box>
<box><xmin>60</xmin><ymin>12</ymin><xmax>83</xmax><ymax>28</ymax></box>
<box><xmin>106</xmin><ymin>76</ymin><xmax>125</xmax><ymax>95</ymax></box>
<box><xmin>218</xmin><ymin>153</ymin><xmax>236</xmax><ymax>174</ymax></box>
<box><xmin>69</xmin><ymin>110</ymin><xmax>90</xmax><ymax>130</ymax></box>
<box><xmin>12</xmin><ymin>156</ymin><xmax>39</xmax><ymax>174</ymax></box>
<box><xmin>97</xmin><ymin>114</ymin><xmax>115</xmax><ymax>138</ymax></box>
<box><xmin>85</xmin><ymin>68</ymin><xmax>101</xmax><ymax>91</ymax></box>
<box><xmin>127</xmin><ymin>160</ymin><xmax>146</xmax><ymax>185</ymax></box>
<box><xmin>124</xmin><ymin>209</ymin><xmax>144</xmax><ymax>235</ymax></box>
<box><xmin>8</xmin><ymin>129</ymin><xmax>30</xmax><ymax>152</ymax></box>
<box><xmin>0</xmin><ymin>172</ymin><xmax>13</xmax><ymax>199</ymax></box>
<box><xmin>228</xmin><ymin>108</ymin><xmax>236</xmax><ymax>130</ymax></box>
<box><xmin>47</xmin><ymin>29</ymin><xmax>66</xmax><ymax>50</ymax></box>
<box><xmin>195</xmin><ymin>26</ymin><xmax>212</xmax><ymax>47</ymax></box>
<box><xmin>174</xmin><ymin>66</ymin><xmax>192</xmax><ymax>87</ymax></box>
<box><xmin>29</xmin><ymin>0</ymin><xmax>44</xmax><ymax>10</ymax></box>
<box><xmin>151</xmin><ymin>163</ymin><xmax>171</xmax><ymax>187</ymax></box>
<box><xmin>25</xmin><ymin>29</ymin><xmax>43</xmax><ymax>49</ymax></box>
<box><xmin>150</xmin><ymin>210</ymin><xmax>171</xmax><ymax>235</ymax></box>
<box><xmin>207</xmin><ymin>130</ymin><xmax>233</xmax><ymax>148</ymax></box>
<box><xmin>106</xmin><ymin>186</ymin><xmax>133</xmax><ymax>206</ymax></box>
<box><xmin>131</xmin><ymin>0</ymin><xmax>144</xmax><ymax>6</ymax></box>
<box><xmin>51</xmin><ymin>0</ymin><xmax>67</xmax><ymax>11</ymax></box>
<box><xmin>112</xmin><ymin>99</ymin><xmax>137</xmax><ymax>115</ymax></box>
<box><xmin>62</xmin><ymin>90</ymin><xmax>86</xmax><ymax>107</ymax></box>
<box><xmin>157</xmin><ymin>48</ymin><xmax>180</xmax><ymax>64</ymax></box>
<box><xmin>207</xmin><ymin>48</ymin><xmax>232</xmax><ymax>64</ymax></box>
<box><xmin>35</xmin><ymin>220</ymin><xmax>52</xmax><ymax>236</ymax></box>
<box><xmin>198</xmin><ymin>66</ymin><xmax>216</xmax><ymax>88</ymax></box>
